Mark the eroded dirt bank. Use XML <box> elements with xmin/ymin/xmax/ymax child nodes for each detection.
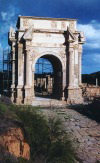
<box><xmin>0</xmin><ymin>116</ymin><xmax>30</xmax><ymax>162</ymax></box>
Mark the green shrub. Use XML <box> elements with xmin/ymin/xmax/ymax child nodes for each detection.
<box><xmin>0</xmin><ymin>104</ymin><xmax>76</xmax><ymax>162</ymax></box>
<box><xmin>0</xmin><ymin>102</ymin><xmax>8</xmax><ymax>113</ymax></box>
<box><xmin>15</xmin><ymin>106</ymin><xmax>76</xmax><ymax>162</ymax></box>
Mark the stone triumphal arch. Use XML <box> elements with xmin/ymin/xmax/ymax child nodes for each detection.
<box><xmin>9</xmin><ymin>16</ymin><xmax>85</xmax><ymax>105</ymax></box>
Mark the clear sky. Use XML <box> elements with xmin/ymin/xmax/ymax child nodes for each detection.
<box><xmin>0</xmin><ymin>0</ymin><xmax>100</xmax><ymax>74</ymax></box>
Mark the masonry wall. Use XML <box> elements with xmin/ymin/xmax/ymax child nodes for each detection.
<box><xmin>82</xmin><ymin>85</ymin><xmax>100</xmax><ymax>100</ymax></box>
<box><xmin>18</xmin><ymin>17</ymin><xmax>77</xmax><ymax>31</ymax></box>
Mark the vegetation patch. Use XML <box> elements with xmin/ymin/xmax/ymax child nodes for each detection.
<box><xmin>0</xmin><ymin>103</ymin><xmax>76</xmax><ymax>163</ymax></box>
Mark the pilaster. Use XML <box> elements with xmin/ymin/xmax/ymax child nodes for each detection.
<box><xmin>16</xmin><ymin>85</ymin><xmax>23</xmax><ymax>104</ymax></box>
<box><xmin>67</xmin><ymin>43</ymin><xmax>83</xmax><ymax>104</ymax></box>
<box><xmin>16</xmin><ymin>43</ymin><xmax>24</xmax><ymax>103</ymax></box>
<box><xmin>24</xmin><ymin>46</ymin><xmax>33</xmax><ymax>105</ymax></box>
<box><xmin>68</xmin><ymin>45</ymin><xmax>75</xmax><ymax>89</ymax></box>
<box><xmin>62</xmin><ymin>69</ymin><xmax>66</xmax><ymax>101</ymax></box>
<box><xmin>11</xmin><ymin>41</ymin><xmax>16</xmax><ymax>102</ymax></box>
<box><xmin>78</xmin><ymin>44</ymin><xmax>83</xmax><ymax>86</ymax></box>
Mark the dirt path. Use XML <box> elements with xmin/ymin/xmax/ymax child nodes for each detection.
<box><xmin>41</xmin><ymin>107</ymin><xmax>100</xmax><ymax>163</ymax></box>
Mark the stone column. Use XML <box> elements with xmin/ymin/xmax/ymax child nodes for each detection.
<box><xmin>68</xmin><ymin>47</ymin><xmax>74</xmax><ymax>88</ymax></box>
<box><xmin>26</xmin><ymin>50</ymin><xmax>29</xmax><ymax>85</ymax></box>
<box><xmin>11</xmin><ymin>41</ymin><xmax>16</xmax><ymax>102</ymax></box>
<box><xmin>32</xmin><ymin>69</ymin><xmax>35</xmax><ymax>99</ymax></box>
<box><xmin>62</xmin><ymin>69</ymin><xmax>66</xmax><ymax>101</ymax></box>
<box><xmin>67</xmin><ymin>45</ymin><xmax>76</xmax><ymax>103</ymax></box>
<box><xmin>67</xmin><ymin>44</ymin><xmax>83</xmax><ymax>104</ymax></box>
<box><xmin>78</xmin><ymin>45</ymin><xmax>82</xmax><ymax>86</ymax></box>
<box><xmin>16</xmin><ymin>43</ymin><xmax>24</xmax><ymax>104</ymax></box>
<box><xmin>24</xmin><ymin>49</ymin><xmax>33</xmax><ymax>104</ymax></box>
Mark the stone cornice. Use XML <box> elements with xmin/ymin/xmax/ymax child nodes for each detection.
<box><xmin>20</xmin><ymin>28</ymin><xmax>66</xmax><ymax>35</ymax></box>
<box><xmin>19</xmin><ymin>16</ymin><xmax>77</xmax><ymax>21</ymax></box>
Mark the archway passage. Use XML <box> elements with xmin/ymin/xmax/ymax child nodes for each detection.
<box><xmin>34</xmin><ymin>55</ymin><xmax>63</xmax><ymax>100</ymax></box>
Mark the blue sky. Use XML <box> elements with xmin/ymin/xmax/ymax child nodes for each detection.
<box><xmin>0</xmin><ymin>0</ymin><xmax>100</xmax><ymax>74</ymax></box>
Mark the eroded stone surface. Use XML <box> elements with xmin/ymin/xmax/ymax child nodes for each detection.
<box><xmin>0</xmin><ymin>118</ymin><xmax>30</xmax><ymax>161</ymax></box>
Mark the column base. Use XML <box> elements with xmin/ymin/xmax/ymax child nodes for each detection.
<box><xmin>67</xmin><ymin>87</ymin><xmax>83</xmax><ymax>104</ymax></box>
<box><xmin>61</xmin><ymin>97</ymin><xmax>65</xmax><ymax>101</ymax></box>
<box><xmin>24</xmin><ymin>98</ymin><xmax>32</xmax><ymax>105</ymax></box>
<box><xmin>16</xmin><ymin>85</ymin><xmax>23</xmax><ymax>104</ymax></box>
<box><xmin>61</xmin><ymin>92</ymin><xmax>65</xmax><ymax>101</ymax></box>
<box><xmin>11</xmin><ymin>85</ymin><xmax>16</xmax><ymax>103</ymax></box>
<box><xmin>24</xmin><ymin>85</ymin><xmax>32</xmax><ymax>105</ymax></box>
<box><xmin>11</xmin><ymin>93</ymin><xmax>16</xmax><ymax>103</ymax></box>
<box><xmin>16</xmin><ymin>98</ymin><xmax>23</xmax><ymax>105</ymax></box>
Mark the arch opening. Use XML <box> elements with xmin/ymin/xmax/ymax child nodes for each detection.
<box><xmin>34</xmin><ymin>54</ymin><xmax>63</xmax><ymax>99</ymax></box>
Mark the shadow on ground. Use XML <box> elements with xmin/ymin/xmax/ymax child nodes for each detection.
<box><xmin>68</xmin><ymin>97</ymin><xmax>100</xmax><ymax>123</ymax></box>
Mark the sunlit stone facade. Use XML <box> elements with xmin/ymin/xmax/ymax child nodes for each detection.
<box><xmin>9</xmin><ymin>16</ymin><xmax>85</xmax><ymax>105</ymax></box>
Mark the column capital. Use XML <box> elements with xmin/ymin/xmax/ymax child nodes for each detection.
<box><xmin>18</xmin><ymin>42</ymin><xmax>23</xmax><ymax>48</ymax></box>
<box><xmin>73</xmin><ymin>44</ymin><xmax>78</xmax><ymax>50</ymax></box>
<box><xmin>78</xmin><ymin>44</ymin><xmax>83</xmax><ymax>53</ymax></box>
<box><xmin>69</xmin><ymin>42</ymin><xmax>74</xmax><ymax>51</ymax></box>
<box><xmin>69</xmin><ymin>43</ymin><xmax>74</xmax><ymax>49</ymax></box>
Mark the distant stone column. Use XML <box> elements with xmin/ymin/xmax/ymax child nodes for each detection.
<box><xmin>24</xmin><ymin>49</ymin><xmax>33</xmax><ymax>104</ymax></box>
<box><xmin>32</xmin><ymin>69</ymin><xmax>35</xmax><ymax>98</ymax></box>
<box><xmin>68</xmin><ymin>47</ymin><xmax>74</xmax><ymax>88</ymax></box>
<box><xmin>11</xmin><ymin>41</ymin><xmax>16</xmax><ymax>102</ymax></box>
<box><xmin>78</xmin><ymin>45</ymin><xmax>82</xmax><ymax>86</ymax></box>
<box><xmin>26</xmin><ymin>50</ymin><xmax>29</xmax><ymax>86</ymax></box>
<box><xmin>67</xmin><ymin>45</ymin><xmax>76</xmax><ymax>103</ymax></box>
<box><xmin>67</xmin><ymin>44</ymin><xmax>83</xmax><ymax>104</ymax></box>
<box><xmin>16</xmin><ymin>43</ymin><xmax>24</xmax><ymax>104</ymax></box>
<box><xmin>62</xmin><ymin>69</ymin><xmax>66</xmax><ymax>100</ymax></box>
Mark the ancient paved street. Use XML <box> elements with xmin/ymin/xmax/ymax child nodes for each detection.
<box><xmin>41</xmin><ymin>107</ymin><xmax>100</xmax><ymax>163</ymax></box>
